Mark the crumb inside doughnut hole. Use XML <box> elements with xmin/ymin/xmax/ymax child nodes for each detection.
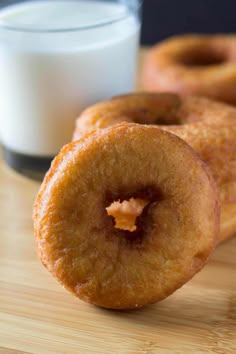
<box><xmin>106</xmin><ymin>197</ymin><xmax>149</xmax><ymax>232</ymax></box>
<box><xmin>105</xmin><ymin>186</ymin><xmax>162</xmax><ymax>242</ymax></box>
<box><xmin>179</xmin><ymin>48</ymin><xmax>226</xmax><ymax>67</ymax></box>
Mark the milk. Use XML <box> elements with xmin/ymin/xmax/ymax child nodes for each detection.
<box><xmin>0</xmin><ymin>1</ymin><xmax>140</xmax><ymax>157</ymax></box>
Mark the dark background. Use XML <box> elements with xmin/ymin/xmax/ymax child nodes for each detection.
<box><xmin>141</xmin><ymin>0</ymin><xmax>236</xmax><ymax>44</ymax></box>
<box><xmin>1</xmin><ymin>0</ymin><xmax>236</xmax><ymax>44</ymax></box>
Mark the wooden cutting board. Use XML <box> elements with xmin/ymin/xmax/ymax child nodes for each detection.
<box><xmin>0</xmin><ymin>50</ymin><xmax>236</xmax><ymax>354</ymax></box>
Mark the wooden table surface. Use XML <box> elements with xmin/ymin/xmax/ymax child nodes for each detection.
<box><xmin>0</xmin><ymin>50</ymin><xmax>236</xmax><ymax>354</ymax></box>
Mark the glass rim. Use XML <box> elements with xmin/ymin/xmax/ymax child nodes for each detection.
<box><xmin>0</xmin><ymin>0</ymin><xmax>142</xmax><ymax>33</ymax></box>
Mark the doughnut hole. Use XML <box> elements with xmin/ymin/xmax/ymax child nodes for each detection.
<box><xmin>153</xmin><ymin>115</ymin><xmax>183</xmax><ymax>125</ymax></box>
<box><xmin>120</xmin><ymin>110</ymin><xmax>184</xmax><ymax>126</ymax></box>
<box><xmin>102</xmin><ymin>109</ymin><xmax>183</xmax><ymax>127</ymax></box>
<box><xmin>115</xmin><ymin>94</ymin><xmax>184</xmax><ymax>126</ymax></box>
<box><xmin>120</xmin><ymin>108</ymin><xmax>183</xmax><ymax>126</ymax></box>
<box><xmin>178</xmin><ymin>47</ymin><xmax>226</xmax><ymax>67</ymax></box>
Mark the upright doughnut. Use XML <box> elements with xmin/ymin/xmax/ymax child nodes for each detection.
<box><xmin>34</xmin><ymin>124</ymin><xmax>219</xmax><ymax>309</ymax></box>
<box><xmin>142</xmin><ymin>34</ymin><xmax>236</xmax><ymax>105</ymax></box>
<box><xmin>73</xmin><ymin>93</ymin><xmax>236</xmax><ymax>241</ymax></box>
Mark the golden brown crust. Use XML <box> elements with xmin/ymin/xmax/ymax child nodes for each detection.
<box><xmin>34</xmin><ymin>124</ymin><xmax>219</xmax><ymax>309</ymax></box>
<box><xmin>73</xmin><ymin>93</ymin><xmax>236</xmax><ymax>242</ymax></box>
<box><xmin>142</xmin><ymin>34</ymin><xmax>236</xmax><ymax>105</ymax></box>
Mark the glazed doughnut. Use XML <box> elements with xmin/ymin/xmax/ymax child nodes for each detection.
<box><xmin>73</xmin><ymin>93</ymin><xmax>236</xmax><ymax>242</ymax></box>
<box><xmin>34</xmin><ymin>124</ymin><xmax>219</xmax><ymax>309</ymax></box>
<box><xmin>142</xmin><ymin>34</ymin><xmax>236</xmax><ymax>105</ymax></box>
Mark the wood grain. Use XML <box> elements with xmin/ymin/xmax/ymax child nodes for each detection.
<box><xmin>0</xmin><ymin>50</ymin><xmax>236</xmax><ymax>354</ymax></box>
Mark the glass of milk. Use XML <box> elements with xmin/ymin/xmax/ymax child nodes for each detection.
<box><xmin>0</xmin><ymin>0</ymin><xmax>142</xmax><ymax>179</ymax></box>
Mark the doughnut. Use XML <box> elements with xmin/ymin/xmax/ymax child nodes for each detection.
<box><xmin>34</xmin><ymin>124</ymin><xmax>219</xmax><ymax>309</ymax></box>
<box><xmin>73</xmin><ymin>93</ymin><xmax>236</xmax><ymax>242</ymax></box>
<box><xmin>142</xmin><ymin>34</ymin><xmax>236</xmax><ymax>105</ymax></box>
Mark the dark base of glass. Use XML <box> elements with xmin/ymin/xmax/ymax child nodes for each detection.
<box><xmin>3</xmin><ymin>147</ymin><xmax>54</xmax><ymax>181</ymax></box>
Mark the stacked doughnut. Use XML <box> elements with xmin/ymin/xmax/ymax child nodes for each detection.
<box><xmin>142</xmin><ymin>34</ymin><xmax>236</xmax><ymax>105</ymax></box>
<box><xmin>73</xmin><ymin>93</ymin><xmax>236</xmax><ymax>243</ymax></box>
<box><xmin>34</xmin><ymin>92</ymin><xmax>236</xmax><ymax>310</ymax></box>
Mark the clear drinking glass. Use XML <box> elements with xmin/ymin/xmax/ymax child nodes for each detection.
<box><xmin>0</xmin><ymin>0</ymin><xmax>142</xmax><ymax>179</ymax></box>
